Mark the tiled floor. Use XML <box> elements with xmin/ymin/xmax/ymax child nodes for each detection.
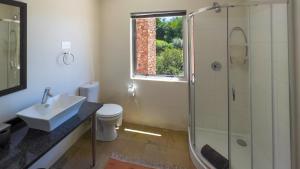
<box><xmin>51</xmin><ymin>122</ymin><xmax>196</xmax><ymax>169</ymax></box>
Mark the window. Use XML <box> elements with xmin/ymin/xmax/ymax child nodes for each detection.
<box><xmin>130</xmin><ymin>10</ymin><xmax>187</xmax><ymax>81</ymax></box>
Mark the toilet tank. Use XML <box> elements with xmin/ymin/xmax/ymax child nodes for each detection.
<box><xmin>79</xmin><ymin>82</ymin><xmax>99</xmax><ymax>102</ymax></box>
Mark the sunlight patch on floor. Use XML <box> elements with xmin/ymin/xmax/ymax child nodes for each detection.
<box><xmin>124</xmin><ymin>128</ymin><xmax>162</xmax><ymax>137</ymax></box>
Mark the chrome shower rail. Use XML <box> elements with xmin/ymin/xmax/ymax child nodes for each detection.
<box><xmin>188</xmin><ymin>0</ymin><xmax>288</xmax><ymax>17</ymax></box>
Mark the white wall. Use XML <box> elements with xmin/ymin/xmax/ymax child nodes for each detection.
<box><xmin>96</xmin><ymin>0</ymin><xmax>224</xmax><ymax>131</ymax></box>
<box><xmin>0</xmin><ymin>0</ymin><xmax>100</xmax><ymax>122</ymax></box>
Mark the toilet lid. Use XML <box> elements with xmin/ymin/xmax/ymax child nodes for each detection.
<box><xmin>97</xmin><ymin>104</ymin><xmax>123</xmax><ymax>118</ymax></box>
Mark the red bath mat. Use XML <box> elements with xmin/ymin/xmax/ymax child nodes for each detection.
<box><xmin>104</xmin><ymin>158</ymin><xmax>155</xmax><ymax>169</ymax></box>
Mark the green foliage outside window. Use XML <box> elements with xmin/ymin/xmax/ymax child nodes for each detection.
<box><xmin>156</xmin><ymin>17</ymin><xmax>184</xmax><ymax>76</ymax></box>
<box><xmin>157</xmin><ymin>48</ymin><xmax>184</xmax><ymax>75</ymax></box>
<box><xmin>156</xmin><ymin>40</ymin><xmax>174</xmax><ymax>54</ymax></box>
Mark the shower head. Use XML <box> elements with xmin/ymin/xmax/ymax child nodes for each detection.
<box><xmin>188</xmin><ymin>2</ymin><xmax>236</xmax><ymax>17</ymax></box>
<box><xmin>211</xmin><ymin>2</ymin><xmax>222</xmax><ymax>13</ymax></box>
<box><xmin>209</xmin><ymin>2</ymin><xmax>237</xmax><ymax>13</ymax></box>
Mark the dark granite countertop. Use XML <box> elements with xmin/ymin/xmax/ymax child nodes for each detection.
<box><xmin>0</xmin><ymin>102</ymin><xmax>102</xmax><ymax>169</ymax></box>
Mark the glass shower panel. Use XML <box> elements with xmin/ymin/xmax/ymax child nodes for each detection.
<box><xmin>248</xmin><ymin>3</ymin><xmax>290</xmax><ymax>169</ymax></box>
<box><xmin>228</xmin><ymin>6</ymin><xmax>252</xmax><ymax>169</ymax></box>
<box><xmin>249</xmin><ymin>5</ymin><xmax>273</xmax><ymax>169</ymax></box>
<box><xmin>193</xmin><ymin>7</ymin><xmax>228</xmax><ymax>166</ymax></box>
<box><xmin>228</xmin><ymin>3</ymin><xmax>291</xmax><ymax>169</ymax></box>
<box><xmin>271</xmin><ymin>4</ymin><xmax>291</xmax><ymax>169</ymax></box>
<box><xmin>0</xmin><ymin>21</ymin><xmax>9</xmax><ymax>90</ymax></box>
<box><xmin>7</xmin><ymin>22</ymin><xmax>20</xmax><ymax>88</ymax></box>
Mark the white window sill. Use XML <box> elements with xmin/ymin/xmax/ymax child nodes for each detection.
<box><xmin>131</xmin><ymin>75</ymin><xmax>188</xmax><ymax>83</ymax></box>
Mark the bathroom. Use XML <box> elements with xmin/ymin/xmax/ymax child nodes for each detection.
<box><xmin>0</xmin><ymin>0</ymin><xmax>299</xmax><ymax>169</ymax></box>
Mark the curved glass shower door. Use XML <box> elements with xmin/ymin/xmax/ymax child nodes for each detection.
<box><xmin>189</xmin><ymin>2</ymin><xmax>291</xmax><ymax>169</ymax></box>
<box><xmin>191</xmin><ymin>5</ymin><xmax>229</xmax><ymax>168</ymax></box>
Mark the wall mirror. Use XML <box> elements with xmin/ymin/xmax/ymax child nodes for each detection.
<box><xmin>0</xmin><ymin>0</ymin><xmax>26</xmax><ymax>97</ymax></box>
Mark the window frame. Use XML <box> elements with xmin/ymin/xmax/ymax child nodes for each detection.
<box><xmin>130</xmin><ymin>10</ymin><xmax>188</xmax><ymax>82</ymax></box>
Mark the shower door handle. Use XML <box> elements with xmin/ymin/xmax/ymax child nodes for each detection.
<box><xmin>191</xmin><ymin>74</ymin><xmax>195</xmax><ymax>84</ymax></box>
<box><xmin>232</xmin><ymin>88</ymin><xmax>236</xmax><ymax>101</ymax></box>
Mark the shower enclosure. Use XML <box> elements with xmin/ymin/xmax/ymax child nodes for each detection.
<box><xmin>0</xmin><ymin>15</ymin><xmax>20</xmax><ymax>91</ymax></box>
<box><xmin>188</xmin><ymin>1</ymin><xmax>291</xmax><ymax>169</ymax></box>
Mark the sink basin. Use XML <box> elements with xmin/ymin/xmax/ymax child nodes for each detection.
<box><xmin>17</xmin><ymin>95</ymin><xmax>86</xmax><ymax>132</ymax></box>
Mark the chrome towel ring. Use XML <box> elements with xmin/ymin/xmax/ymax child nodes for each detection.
<box><xmin>61</xmin><ymin>51</ymin><xmax>75</xmax><ymax>65</ymax></box>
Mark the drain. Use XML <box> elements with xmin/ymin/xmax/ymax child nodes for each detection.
<box><xmin>236</xmin><ymin>139</ymin><xmax>247</xmax><ymax>147</ymax></box>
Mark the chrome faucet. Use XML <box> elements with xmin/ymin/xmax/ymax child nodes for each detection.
<box><xmin>41</xmin><ymin>87</ymin><xmax>53</xmax><ymax>104</ymax></box>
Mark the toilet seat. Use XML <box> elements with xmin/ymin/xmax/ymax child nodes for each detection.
<box><xmin>97</xmin><ymin>104</ymin><xmax>123</xmax><ymax>118</ymax></box>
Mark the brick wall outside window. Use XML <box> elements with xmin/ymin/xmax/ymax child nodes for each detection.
<box><xmin>135</xmin><ymin>18</ymin><xmax>156</xmax><ymax>75</ymax></box>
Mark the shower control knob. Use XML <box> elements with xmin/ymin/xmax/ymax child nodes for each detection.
<box><xmin>211</xmin><ymin>61</ymin><xmax>222</xmax><ymax>71</ymax></box>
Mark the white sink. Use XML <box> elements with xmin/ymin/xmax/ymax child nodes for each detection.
<box><xmin>17</xmin><ymin>95</ymin><xmax>86</xmax><ymax>132</ymax></box>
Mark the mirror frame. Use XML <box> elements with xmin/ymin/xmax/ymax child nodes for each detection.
<box><xmin>0</xmin><ymin>0</ymin><xmax>27</xmax><ymax>97</ymax></box>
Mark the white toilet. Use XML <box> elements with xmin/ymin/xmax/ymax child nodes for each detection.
<box><xmin>96</xmin><ymin>104</ymin><xmax>123</xmax><ymax>141</ymax></box>
<box><xmin>79</xmin><ymin>82</ymin><xmax>123</xmax><ymax>141</ymax></box>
